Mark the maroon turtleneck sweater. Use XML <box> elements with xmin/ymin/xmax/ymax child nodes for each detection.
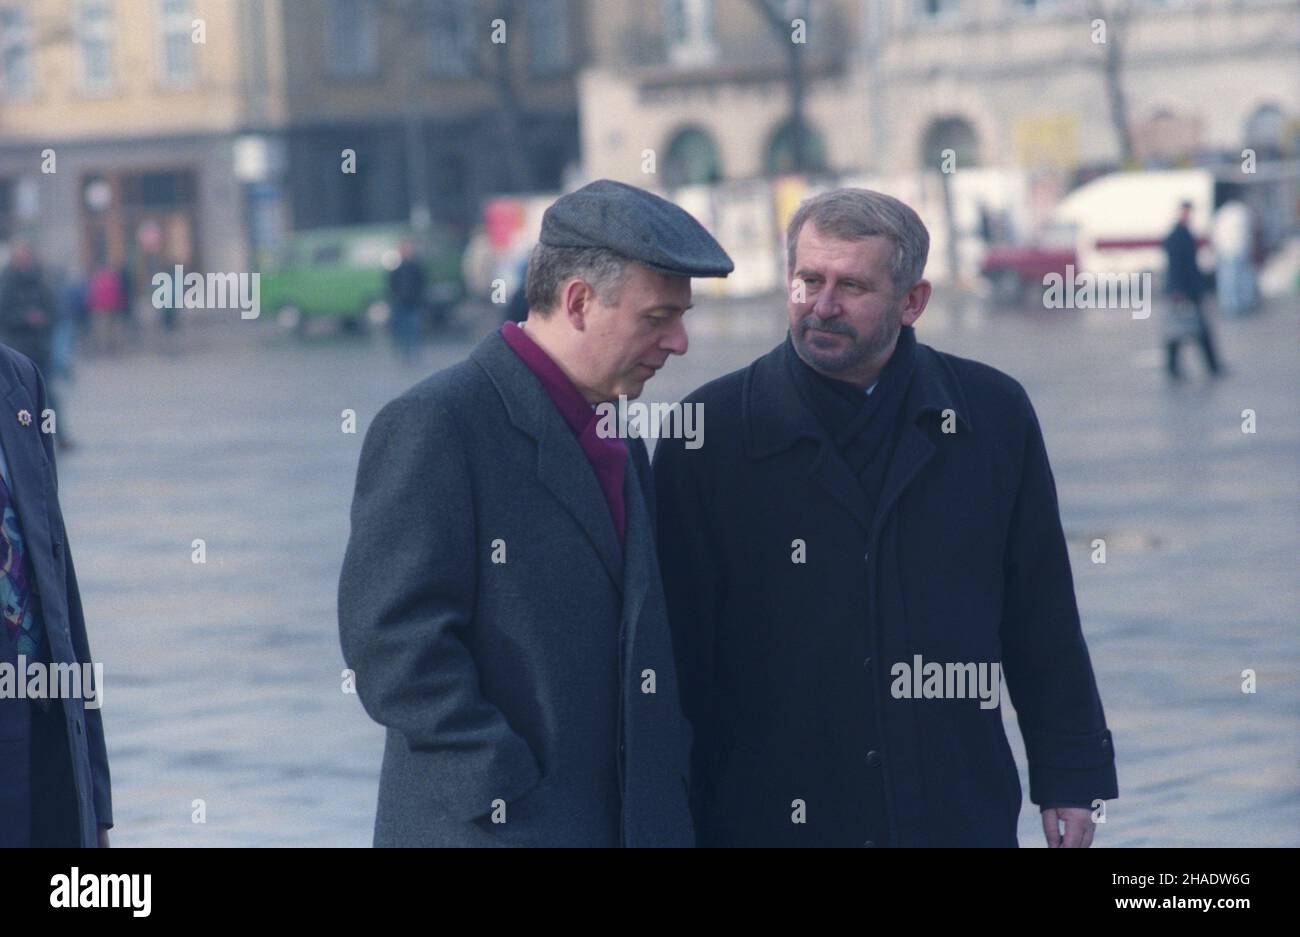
<box><xmin>500</xmin><ymin>321</ymin><xmax>628</xmax><ymax>545</ymax></box>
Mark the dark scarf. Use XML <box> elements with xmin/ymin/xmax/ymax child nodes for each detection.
<box><xmin>784</xmin><ymin>324</ymin><xmax>919</xmax><ymax>522</ymax></box>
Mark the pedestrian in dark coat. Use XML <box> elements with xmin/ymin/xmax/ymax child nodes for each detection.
<box><xmin>386</xmin><ymin>239</ymin><xmax>427</xmax><ymax>360</ymax></box>
<box><xmin>339</xmin><ymin>180</ymin><xmax>733</xmax><ymax>846</ymax></box>
<box><xmin>654</xmin><ymin>188</ymin><xmax>1117</xmax><ymax>848</ymax></box>
<box><xmin>0</xmin><ymin>240</ymin><xmax>59</xmax><ymax>385</ymax></box>
<box><xmin>1162</xmin><ymin>201</ymin><xmax>1222</xmax><ymax>378</ymax></box>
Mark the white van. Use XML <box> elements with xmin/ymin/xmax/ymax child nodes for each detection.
<box><xmin>1052</xmin><ymin>169</ymin><xmax>1215</xmax><ymax>277</ymax></box>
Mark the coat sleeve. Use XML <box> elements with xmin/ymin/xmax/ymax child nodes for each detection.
<box><xmin>338</xmin><ymin>396</ymin><xmax>540</xmax><ymax>821</ymax></box>
<box><xmin>652</xmin><ymin>432</ymin><xmax>723</xmax><ymax>819</ymax></box>
<box><xmin>999</xmin><ymin>388</ymin><xmax>1118</xmax><ymax>808</ymax></box>
<box><xmin>33</xmin><ymin>359</ymin><xmax>113</xmax><ymax>831</ymax></box>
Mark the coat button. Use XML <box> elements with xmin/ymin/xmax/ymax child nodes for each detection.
<box><xmin>865</xmin><ymin>750</ymin><xmax>881</xmax><ymax>767</ymax></box>
<box><xmin>862</xmin><ymin>657</ymin><xmax>872</xmax><ymax>672</ymax></box>
<box><xmin>863</xmin><ymin>839</ymin><xmax>877</xmax><ymax>848</ymax></box>
<box><xmin>863</xmin><ymin>552</ymin><xmax>870</xmax><ymax>563</ymax></box>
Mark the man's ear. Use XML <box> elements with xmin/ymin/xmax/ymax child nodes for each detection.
<box><xmin>561</xmin><ymin>277</ymin><xmax>592</xmax><ymax>332</ymax></box>
<box><xmin>899</xmin><ymin>279</ymin><xmax>931</xmax><ymax>327</ymax></box>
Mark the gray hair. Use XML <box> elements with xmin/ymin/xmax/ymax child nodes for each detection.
<box><xmin>525</xmin><ymin>243</ymin><xmax>633</xmax><ymax>317</ymax></box>
<box><xmin>785</xmin><ymin>188</ymin><xmax>930</xmax><ymax>296</ymax></box>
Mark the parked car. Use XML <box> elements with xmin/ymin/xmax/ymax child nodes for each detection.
<box><xmin>259</xmin><ymin>223</ymin><xmax>464</xmax><ymax>335</ymax></box>
<box><xmin>980</xmin><ymin>221</ymin><xmax>1078</xmax><ymax>305</ymax></box>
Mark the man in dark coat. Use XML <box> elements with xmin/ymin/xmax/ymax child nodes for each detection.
<box><xmin>1162</xmin><ymin>201</ymin><xmax>1222</xmax><ymax>379</ymax></box>
<box><xmin>0</xmin><ymin>340</ymin><xmax>112</xmax><ymax>847</ymax></box>
<box><xmin>386</xmin><ymin>238</ymin><xmax>427</xmax><ymax>361</ymax></box>
<box><xmin>654</xmin><ymin>188</ymin><xmax>1117</xmax><ymax>848</ymax></box>
<box><xmin>0</xmin><ymin>240</ymin><xmax>61</xmax><ymax>416</ymax></box>
<box><xmin>339</xmin><ymin>180</ymin><xmax>733</xmax><ymax>846</ymax></box>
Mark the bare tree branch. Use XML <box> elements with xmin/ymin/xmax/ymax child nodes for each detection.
<box><xmin>1084</xmin><ymin>0</ymin><xmax>1136</xmax><ymax>166</ymax></box>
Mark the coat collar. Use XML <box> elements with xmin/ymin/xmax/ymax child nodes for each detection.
<box><xmin>742</xmin><ymin>331</ymin><xmax>974</xmax><ymax>536</ymax></box>
<box><xmin>743</xmin><ymin>331</ymin><xmax>974</xmax><ymax>460</ymax></box>
<box><xmin>470</xmin><ymin>330</ymin><xmax>625</xmax><ymax>592</ymax></box>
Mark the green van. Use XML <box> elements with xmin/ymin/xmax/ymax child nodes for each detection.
<box><xmin>258</xmin><ymin>223</ymin><xmax>464</xmax><ymax>334</ymax></box>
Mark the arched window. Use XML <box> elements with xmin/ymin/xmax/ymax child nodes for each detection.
<box><xmin>1244</xmin><ymin>103</ymin><xmax>1287</xmax><ymax>160</ymax></box>
<box><xmin>664</xmin><ymin>127</ymin><xmax>723</xmax><ymax>187</ymax></box>
<box><xmin>920</xmin><ymin>116</ymin><xmax>979</xmax><ymax>170</ymax></box>
<box><xmin>765</xmin><ymin>120</ymin><xmax>828</xmax><ymax>176</ymax></box>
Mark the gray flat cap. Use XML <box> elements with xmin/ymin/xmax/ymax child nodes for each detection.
<box><xmin>539</xmin><ymin>179</ymin><xmax>734</xmax><ymax>278</ymax></box>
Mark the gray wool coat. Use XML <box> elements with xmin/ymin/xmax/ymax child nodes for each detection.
<box><xmin>339</xmin><ymin>330</ymin><xmax>693</xmax><ymax>847</ymax></box>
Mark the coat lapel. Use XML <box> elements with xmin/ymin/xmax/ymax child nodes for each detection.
<box><xmin>745</xmin><ymin>337</ymin><xmax>973</xmax><ymax>539</ymax></box>
<box><xmin>809</xmin><ymin>446</ymin><xmax>872</xmax><ymax>533</ymax></box>
<box><xmin>0</xmin><ymin>366</ymin><xmax>56</xmax><ymax>587</ymax></box>
<box><xmin>618</xmin><ymin>441</ymin><xmax>655</xmax><ymax>682</ymax></box>
<box><xmin>471</xmin><ymin>332</ymin><xmax>624</xmax><ymax>592</ymax></box>
<box><xmin>869</xmin><ymin>345</ymin><xmax>974</xmax><ymax>542</ymax></box>
<box><xmin>743</xmin><ymin>342</ymin><xmax>872</xmax><ymax>534</ymax></box>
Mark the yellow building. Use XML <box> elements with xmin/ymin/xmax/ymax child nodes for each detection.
<box><xmin>0</xmin><ymin>0</ymin><xmax>588</xmax><ymax>283</ymax></box>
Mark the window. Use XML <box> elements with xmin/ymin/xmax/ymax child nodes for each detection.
<box><xmin>326</xmin><ymin>0</ymin><xmax>378</xmax><ymax>77</ymax></box>
<box><xmin>912</xmin><ymin>0</ymin><xmax>960</xmax><ymax>21</ymax></box>
<box><xmin>527</xmin><ymin>0</ymin><xmax>571</xmax><ymax>73</ymax></box>
<box><xmin>311</xmin><ymin>243</ymin><xmax>345</xmax><ymax>266</ymax></box>
<box><xmin>920</xmin><ymin>116</ymin><xmax>979</xmax><ymax>169</ymax></box>
<box><xmin>663</xmin><ymin>0</ymin><xmax>715</xmax><ymax>67</ymax></box>
<box><xmin>158</xmin><ymin>0</ymin><xmax>194</xmax><ymax>86</ymax></box>
<box><xmin>429</xmin><ymin>0</ymin><xmax>475</xmax><ymax>76</ymax></box>
<box><xmin>1244</xmin><ymin>103</ymin><xmax>1286</xmax><ymax>160</ymax></box>
<box><xmin>664</xmin><ymin>127</ymin><xmax>723</xmax><ymax>186</ymax></box>
<box><xmin>77</xmin><ymin>0</ymin><xmax>115</xmax><ymax>92</ymax></box>
<box><xmin>0</xmin><ymin>6</ymin><xmax>33</xmax><ymax>98</ymax></box>
<box><xmin>766</xmin><ymin>120</ymin><xmax>828</xmax><ymax>175</ymax></box>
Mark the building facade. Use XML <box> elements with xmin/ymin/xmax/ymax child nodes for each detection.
<box><xmin>581</xmin><ymin>0</ymin><xmax>1300</xmax><ymax>184</ymax></box>
<box><xmin>0</xmin><ymin>0</ymin><xmax>589</xmax><ymax>284</ymax></box>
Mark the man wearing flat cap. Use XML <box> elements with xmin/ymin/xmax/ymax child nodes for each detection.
<box><xmin>339</xmin><ymin>179</ymin><xmax>732</xmax><ymax>847</ymax></box>
<box><xmin>654</xmin><ymin>187</ymin><xmax>1117</xmax><ymax>847</ymax></box>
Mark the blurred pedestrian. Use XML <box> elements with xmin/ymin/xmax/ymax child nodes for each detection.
<box><xmin>386</xmin><ymin>239</ymin><xmax>426</xmax><ymax>363</ymax></box>
<box><xmin>0</xmin><ymin>240</ymin><xmax>72</xmax><ymax>448</ymax></box>
<box><xmin>86</xmin><ymin>264</ymin><xmax>126</xmax><ymax>354</ymax></box>
<box><xmin>117</xmin><ymin>261</ymin><xmax>137</xmax><ymax>332</ymax></box>
<box><xmin>1162</xmin><ymin>201</ymin><xmax>1222</xmax><ymax>380</ymax></box>
<box><xmin>146</xmin><ymin>250</ymin><xmax>181</xmax><ymax>338</ymax></box>
<box><xmin>55</xmin><ymin>271</ymin><xmax>88</xmax><ymax>379</ymax></box>
<box><xmin>1213</xmin><ymin>198</ymin><xmax>1256</xmax><ymax>318</ymax></box>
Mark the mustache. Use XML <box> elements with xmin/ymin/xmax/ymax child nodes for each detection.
<box><xmin>800</xmin><ymin>315</ymin><xmax>857</xmax><ymax>338</ymax></box>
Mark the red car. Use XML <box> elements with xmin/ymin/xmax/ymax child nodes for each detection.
<box><xmin>979</xmin><ymin>223</ymin><xmax>1077</xmax><ymax>305</ymax></box>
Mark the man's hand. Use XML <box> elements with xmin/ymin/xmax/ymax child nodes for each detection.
<box><xmin>97</xmin><ymin>825</ymin><xmax>111</xmax><ymax>848</ymax></box>
<box><xmin>1041</xmin><ymin>807</ymin><xmax>1094</xmax><ymax>848</ymax></box>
